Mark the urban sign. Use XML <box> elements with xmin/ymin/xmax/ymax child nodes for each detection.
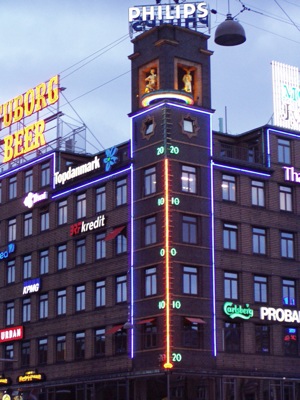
<box><xmin>223</xmin><ymin>302</ymin><xmax>254</xmax><ymax>320</ymax></box>
<box><xmin>0</xmin><ymin>243</ymin><xmax>15</xmax><ymax>260</ymax></box>
<box><xmin>17</xmin><ymin>370</ymin><xmax>46</xmax><ymax>384</ymax></box>
<box><xmin>23</xmin><ymin>278</ymin><xmax>41</xmax><ymax>295</ymax></box>
<box><xmin>129</xmin><ymin>2</ymin><xmax>209</xmax><ymax>35</ymax></box>
<box><xmin>0</xmin><ymin>326</ymin><xmax>23</xmax><ymax>343</ymax></box>
<box><xmin>1</xmin><ymin>75</ymin><xmax>59</xmax><ymax>163</ymax></box>
<box><xmin>54</xmin><ymin>155</ymin><xmax>101</xmax><ymax>186</ymax></box>
<box><xmin>0</xmin><ymin>375</ymin><xmax>12</xmax><ymax>386</ymax></box>
<box><xmin>70</xmin><ymin>215</ymin><xmax>106</xmax><ymax>236</ymax></box>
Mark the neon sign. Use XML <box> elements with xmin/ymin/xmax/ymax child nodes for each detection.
<box><xmin>260</xmin><ymin>306</ymin><xmax>300</xmax><ymax>323</ymax></box>
<box><xmin>23</xmin><ymin>278</ymin><xmax>41</xmax><ymax>295</ymax></box>
<box><xmin>17</xmin><ymin>370</ymin><xmax>46</xmax><ymax>383</ymax></box>
<box><xmin>24</xmin><ymin>191</ymin><xmax>48</xmax><ymax>208</ymax></box>
<box><xmin>129</xmin><ymin>2</ymin><xmax>209</xmax><ymax>35</ymax></box>
<box><xmin>283</xmin><ymin>166</ymin><xmax>300</xmax><ymax>183</ymax></box>
<box><xmin>54</xmin><ymin>155</ymin><xmax>101</xmax><ymax>186</ymax></box>
<box><xmin>1</xmin><ymin>75</ymin><xmax>59</xmax><ymax>163</ymax></box>
<box><xmin>223</xmin><ymin>302</ymin><xmax>254</xmax><ymax>320</ymax></box>
<box><xmin>70</xmin><ymin>215</ymin><xmax>106</xmax><ymax>236</ymax></box>
<box><xmin>0</xmin><ymin>242</ymin><xmax>15</xmax><ymax>259</ymax></box>
<box><xmin>0</xmin><ymin>326</ymin><xmax>23</xmax><ymax>343</ymax></box>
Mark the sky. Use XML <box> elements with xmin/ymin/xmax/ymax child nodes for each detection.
<box><xmin>0</xmin><ymin>0</ymin><xmax>299</xmax><ymax>152</ymax></box>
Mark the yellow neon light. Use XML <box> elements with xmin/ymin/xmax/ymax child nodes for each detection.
<box><xmin>163</xmin><ymin>157</ymin><xmax>173</xmax><ymax>370</ymax></box>
<box><xmin>141</xmin><ymin>90</ymin><xmax>194</xmax><ymax>107</ymax></box>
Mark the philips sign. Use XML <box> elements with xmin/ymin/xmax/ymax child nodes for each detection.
<box><xmin>23</xmin><ymin>278</ymin><xmax>41</xmax><ymax>295</ymax></box>
<box><xmin>129</xmin><ymin>2</ymin><xmax>209</xmax><ymax>36</ymax></box>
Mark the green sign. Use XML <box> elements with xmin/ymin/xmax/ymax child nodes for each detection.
<box><xmin>223</xmin><ymin>302</ymin><xmax>254</xmax><ymax>320</ymax></box>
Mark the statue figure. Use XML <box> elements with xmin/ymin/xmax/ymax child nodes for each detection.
<box><xmin>145</xmin><ymin>69</ymin><xmax>157</xmax><ymax>93</ymax></box>
<box><xmin>182</xmin><ymin>69</ymin><xmax>192</xmax><ymax>93</ymax></box>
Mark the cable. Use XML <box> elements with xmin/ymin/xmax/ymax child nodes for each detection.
<box><xmin>273</xmin><ymin>0</ymin><xmax>300</xmax><ymax>32</ymax></box>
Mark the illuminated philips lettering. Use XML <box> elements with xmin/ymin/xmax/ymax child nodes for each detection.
<box><xmin>24</xmin><ymin>191</ymin><xmax>48</xmax><ymax>208</ymax></box>
<box><xmin>129</xmin><ymin>2</ymin><xmax>208</xmax><ymax>34</ymax></box>
<box><xmin>54</xmin><ymin>155</ymin><xmax>101</xmax><ymax>185</ymax></box>
<box><xmin>283</xmin><ymin>166</ymin><xmax>300</xmax><ymax>183</ymax></box>
<box><xmin>223</xmin><ymin>302</ymin><xmax>254</xmax><ymax>320</ymax></box>
<box><xmin>260</xmin><ymin>307</ymin><xmax>300</xmax><ymax>323</ymax></box>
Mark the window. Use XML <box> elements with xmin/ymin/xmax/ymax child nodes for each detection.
<box><xmin>75</xmin><ymin>332</ymin><xmax>85</xmax><ymax>359</ymax></box>
<box><xmin>6</xmin><ymin>301</ymin><xmax>14</xmax><ymax>326</ymax></box>
<box><xmin>41</xmin><ymin>162</ymin><xmax>50</xmax><ymax>186</ymax></box>
<box><xmin>21</xmin><ymin>341</ymin><xmax>30</xmax><ymax>366</ymax></box>
<box><xmin>255</xmin><ymin>325</ymin><xmax>270</xmax><ymax>354</ymax></box>
<box><xmin>115</xmin><ymin>329</ymin><xmax>127</xmax><ymax>354</ymax></box>
<box><xmin>281</xmin><ymin>232</ymin><xmax>294</xmax><ymax>259</ymax></box>
<box><xmin>9</xmin><ymin>176</ymin><xmax>17</xmax><ymax>199</ymax></box>
<box><xmin>57</xmin><ymin>289</ymin><xmax>66</xmax><ymax>315</ymax></box>
<box><xmin>183</xmin><ymin>266</ymin><xmax>198</xmax><ymax>295</ymax></box>
<box><xmin>24</xmin><ymin>212</ymin><xmax>32</xmax><ymax>236</ymax></box>
<box><xmin>280</xmin><ymin>186</ymin><xmax>292</xmax><ymax>212</ymax></box>
<box><xmin>23</xmin><ymin>255</ymin><xmax>32</xmax><ymax>279</ymax></box>
<box><xmin>95</xmin><ymin>328</ymin><xmax>105</xmax><ymax>356</ymax></box>
<box><xmin>144</xmin><ymin>166</ymin><xmax>156</xmax><ymax>196</ymax></box>
<box><xmin>116</xmin><ymin>178</ymin><xmax>127</xmax><ymax>206</ymax></box>
<box><xmin>144</xmin><ymin>322</ymin><xmax>157</xmax><ymax>349</ymax></box>
<box><xmin>96</xmin><ymin>186</ymin><xmax>106</xmax><ymax>212</ymax></box>
<box><xmin>145</xmin><ymin>267</ymin><xmax>157</xmax><ymax>297</ymax></box>
<box><xmin>183</xmin><ymin>318</ymin><xmax>202</xmax><ymax>348</ymax></box>
<box><xmin>22</xmin><ymin>298</ymin><xmax>31</xmax><ymax>323</ymax></box>
<box><xmin>57</xmin><ymin>244</ymin><xmax>67</xmax><ymax>270</ymax></box>
<box><xmin>38</xmin><ymin>338</ymin><xmax>48</xmax><ymax>365</ymax></box>
<box><xmin>278</xmin><ymin>138</ymin><xmax>291</xmax><ymax>164</ymax></box>
<box><xmin>76</xmin><ymin>239</ymin><xmax>86</xmax><ymax>265</ymax></box>
<box><xmin>222</xmin><ymin>175</ymin><xmax>236</xmax><ymax>201</ymax></box>
<box><xmin>76</xmin><ymin>285</ymin><xmax>85</xmax><ymax>312</ymax></box>
<box><xmin>8</xmin><ymin>218</ymin><xmax>16</xmax><ymax>241</ymax></box>
<box><xmin>24</xmin><ymin>169</ymin><xmax>33</xmax><ymax>193</ymax></box>
<box><xmin>116</xmin><ymin>232</ymin><xmax>127</xmax><ymax>254</ymax></box>
<box><xmin>224</xmin><ymin>322</ymin><xmax>240</xmax><ymax>352</ymax></box>
<box><xmin>7</xmin><ymin>260</ymin><xmax>15</xmax><ymax>284</ymax></box>
<box><xmin>95</xmin><ymin>280</ymin><xmax>106</xmax><ymax>307</ymax></box>
<box><xmin>40</xmin><ymin>250</ymin><xmax>49</xmax><ymax>274</ymax></box>
<box><xmin>39</xmin><ymin>294</ymin><xmax>48</xmax><ymax>319</ymax></box>
<box><xmin>182</xmin><ymin>215</ymin><xmax>197</xmax><ymax>244</ymax></box>
<box><xmin>223</xmin><ymin>223</ymin><xmax>238</xmax><ymax>250</ymax></box>
<box><xmin>181</xmin><ymin>165</ymin><xmax>196</xmax><ymax>193</ymax></box>
<box><xmin>58</xmin><ymin>200</ymin><xmax>68</xmax><ymax>225</ymax></box>
<box><xmin>183</xmin><ymin>118</ymin><xmax>194</xmax><ymax>133</ymax></box>
<box><xmin>224</xmin><ymin>272</ymin><xmax>238</xmax><ymax>299</ymax></box>
<box><xmin>76</xmin><ymin>193</ymin><xmax>86</xmax><ymax>219</ymax></box>
<box><xmin>251</xmin><ymin>180</ymin><xmax>265</xmax><ymax>207</ymax></box>
<box><xmin>96</xmin><ymin>233</ymin><xmax>106</xmax><ymax>259</ymax></box>
<box><xmin>283</xmin><ymin>327</ymin><xmax>298</xmax><ymax>356</ymax></box>
<box><xmin>252</xmin><ymin>227</ymin><xmax>266</xmax><ymax>255</ymax></box>
<box><xmin>254</xmin><ymin>276</ymin><xmax>267</xmax><ymax>303</ymax></box>
<box><xmin>283</xmin><ymin>279</ymin><xmax>296</xmax><ymax>306</ymax></box>
<box><xmin>56</xmin><ymin>335</ymin><xmax>66</xmax><ymax>362</ymax></box>
<box><xmin>4</xmin><ymin>344</ymin><xmax>14</xmax><ymax>370</ymax></box>
<box><xmin>145</xmin><ymin>216</ymin><xmax>157</xmax><ymax>245</ymax></box>
<box><xmin>116</xmin><ymin>275</ymin><xmax>127</xmax><ymax>303</ymax></box>
<box><xmin>41</xmin><ymin>211</ymin><xmax>49</xmax><ymax>231</ymax></box>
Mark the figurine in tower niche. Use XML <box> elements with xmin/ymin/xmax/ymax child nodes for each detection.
<box><xmin>145</xmin><ymin>68</ymin><xmax>157</xmax><ymax>93</ymax></box>
<box><xmin>182</xmin><ymin>68</ymin><xmax>192</xmax><ymax>93</ymax></box>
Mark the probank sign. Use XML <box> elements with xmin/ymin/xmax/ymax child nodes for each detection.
<box><xmin>128</xmin><ymin>2</ymin><xmax>209</xmax><ymax>35</ymax></box>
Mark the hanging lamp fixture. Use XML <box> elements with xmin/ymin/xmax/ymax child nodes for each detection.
<box><xmin>214</xmin><ymin>0</ymin><xmax>246</xmax><ymax>46</ymax></box>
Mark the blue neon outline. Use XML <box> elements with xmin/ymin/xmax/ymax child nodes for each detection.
<box><xmin>267</xmin><ymin>127</ymin><xmax>300</xmax><ymax>168</ymax></box>
<box><xmin>212</xmin><ymin>162</ymin><xmax>271</xmax><ymax>178</ymax></box>
<box><xmin>51</xmin><ymin>167</ymin><xmax>131</xmax><ymax>200</ymax></box>
<box><xmin>210</xmin><ymin>159</ymin><xmax>217</xmax><ymax>357</ymax></box>
<box><xmin>130</xmin><ymin>119</ymin><xmax>134</xmax><ymax>359</ymax></box>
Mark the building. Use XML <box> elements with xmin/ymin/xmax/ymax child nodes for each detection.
<box><xmin>1</xmin><ymin>9</ymin><xmax>300</xmax><ymax>400</ymax></box>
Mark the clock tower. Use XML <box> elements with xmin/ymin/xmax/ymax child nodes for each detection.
<box><xmin>129</xmin><ymin>23</ymin><xmax>215</xmax><ymax>398</ymax></box>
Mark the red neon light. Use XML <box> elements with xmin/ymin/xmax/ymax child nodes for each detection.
<box><xmin>163</xmin><ymin>158</ymin><xmax>173</xmax><ymax>370</ymax></box>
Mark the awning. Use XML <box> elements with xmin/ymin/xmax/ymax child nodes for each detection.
<box><xmin>136</xmin><ymin>318</ymin><xmax>155</xmax><ymax>325</ymax></box>
<box><xmin>185</xmin><ymin>317</ymin><xmax>206</xmax><ymax>324</ymax></box>
<box><xmin>105</xmin><ymin>226</ymin><xmax>125</xmax><ymax>241</ymax></box>
<box><xmin>105</xmin><ymin>324</ymin><xmax>124</xmax><ymax>335</ymax></box>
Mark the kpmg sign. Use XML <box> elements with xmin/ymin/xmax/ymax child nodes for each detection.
<box><xmin>128</xmin><ymin>2</ymin><xmax>209</xmax><ymax>36</ymax></box>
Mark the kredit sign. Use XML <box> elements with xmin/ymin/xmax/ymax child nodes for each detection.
<box><xmin>129</xmin><ymin>2</ymin><xmax>209</xmax><ymax>34</ymax></box>
<box><xmin>0</xmin><ymin>75</ymin><xmax>59</xmax><ymax>163</ymax></box>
